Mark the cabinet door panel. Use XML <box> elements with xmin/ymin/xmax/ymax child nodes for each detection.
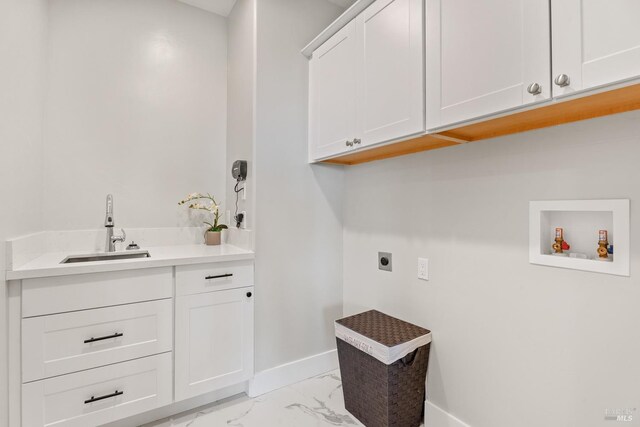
<box><xmin>552</xmin><ymin>0</ymin><xmax>640</xmax><ymax>96</ymax></box>
<box><xmin>358</xmin><ymin>0</ymin><xmax>424</xmax><ymax>146</ymax></box>
<box><xmin>426</xmin><ymin>0</ymin><xmax>550</xmax><ymax>129</ymax></box>
<box><xmin>175</xmin><ymin>287</ymin><xmax>254</xmax><ymax>401</ymax></box>
<box><xmin>309</xmin><ymin>20</ymin><xmax>357</xmax><ymax>160</ymax></box>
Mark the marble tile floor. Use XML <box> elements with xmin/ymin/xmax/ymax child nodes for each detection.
<box><xmin>143</xmin><ymin>370</ymin><xmax>364</xmax><ymax>427</ymax></box>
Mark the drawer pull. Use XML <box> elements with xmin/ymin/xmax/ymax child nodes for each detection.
<box><xmin>84</xmin><ymin>332</ymin><xmax>124</xmax><ymax>344</ymax></box>
<box><xmin>84</xmin><ymin>390</ymin><xmax>124</xmax><ymax>404</ymax></box>
<box><xmin>205</xmin><ymin>273</ymin><xmax>233</xmax><ymax>280</ymax></box>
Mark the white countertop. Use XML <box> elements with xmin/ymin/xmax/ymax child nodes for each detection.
<box><xmin>6</xmin><ymin>244</ymin><xmax>254</xmax><ymax>280</ymax></box>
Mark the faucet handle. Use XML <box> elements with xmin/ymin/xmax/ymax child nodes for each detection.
<box><xmin>112</xmin><ymin>228</ymin><xmax>126</xmax><ymax>244</ymax></box>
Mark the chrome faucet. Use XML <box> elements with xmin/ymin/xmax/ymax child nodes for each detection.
<box><xmin>104</xmin><ymin>194</ymin><xmax>126</xmax><ymax>252</ymax></box>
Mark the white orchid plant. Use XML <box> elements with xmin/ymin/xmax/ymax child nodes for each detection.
<box><xmin>179</xmin><ymin>193</ymin><xmax>228</xmax><ymax>233</ymax></box>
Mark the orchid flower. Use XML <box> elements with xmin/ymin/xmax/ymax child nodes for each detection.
<box><xmin>179</xmin><ymin>193</ymin><xmax>227</xmax><ymax>232</ymax></box>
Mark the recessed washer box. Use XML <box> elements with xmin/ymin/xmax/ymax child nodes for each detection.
<box><xmin>529</xmin><ymin>199</ymin><xmax>630</xmax><ymax>276</ymax></box>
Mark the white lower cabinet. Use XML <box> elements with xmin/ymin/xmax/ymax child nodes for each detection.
<box><xmin>13</xmin><ymin>261</ymin><xmax>255</xmax><ymax>426</ymax></box>
<box><xmin>22</xmin><ymin>353</ymin><xmax>172</xmax><ymax>427</ymax></box>
<box><xmin>175</xmin><ymin>286</ymin><xmax>255</xmax><ymax>401</ymax></box>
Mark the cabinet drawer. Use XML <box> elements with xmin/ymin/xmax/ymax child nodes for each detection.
<box><xmin>22</xmin><ymin>267</ymin><xmax>173</xmax><ymax>317</ymax></box>
<box><xmin>22</xmin><ymin>352</ymin><xmax>172</xmax><ymax>427</ymax></box>
<box><xmin>22</xmin><ymin>299</ymin><xmax>173</xmax><ymax>382</ymax></box>
<box><xmin>176</xmin><ymin>261</ymin><xmax>253</xmax><ymax>296</ymax></box>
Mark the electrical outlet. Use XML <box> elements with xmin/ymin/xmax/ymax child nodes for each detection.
<box><xmin>241</xmin><ymin>211</ymin><xmax>247</xmax><ymax>229</ymax></box>
<box><xmin>378</xmin><ymin>252</ymin><xmax>392</xmax><ymax>272</ymax></box>
<box><xmin>418</xmin><ymin>258</ymin><xmax>429</xmax><ymax>280</ymax></box>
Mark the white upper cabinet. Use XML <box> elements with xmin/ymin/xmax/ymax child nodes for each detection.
<box><xmin>356</xmin><ymin>0</ymin><xmax>425</xmax><ymax>147</ymax></box>
<box><xmin>306</xmin><ymin>0</ymin><xmax>640</xmax><ymax>164</ymax></box>
<box><xmin>309</xmin><ymin>21</ymin><xmax>358</xmax><ymax>160</ymax></box>
<box><xmin>552</xmin><ymin>0</ymin><xmax>640</xmax><ymax>97</ymax></box>
<box><xmin>426</xmin><ymin>0</ymin><xmax>551</xmax><ymax>129</ymax></box>
<box><xmin>308</xmin><ymin>0</ymin><xmax>424</xmax><ymax>161</ymax></box>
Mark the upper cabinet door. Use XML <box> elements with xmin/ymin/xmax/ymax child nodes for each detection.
<box><xmin>357</xmin><ymin>0</ymin><xmax>425</xmax><ymax>147</ymax></box>
<box><xmin>552</xmin><ymin>0</ymin><xmax>640</xmax><ymax>97</ymax></box>
<box><xmin>426</xmin><ymin>0</ymin><xmax>551</xmax><ymax>129</ymax></box>
<box><xmin>309</xmin><ymin>20</ymin><xmax>358</xmax><ymax>160</ymax></box>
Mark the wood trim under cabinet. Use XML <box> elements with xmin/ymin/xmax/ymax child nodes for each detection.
<box><xmin>322</xmin><ymin>134</ymin><xmax>460</xmax><ymax>165</ymax></box>
<box><xmin>321</xmin><ymin>82</ymin><xmax>640</xmax><ymax>166</ymax></box>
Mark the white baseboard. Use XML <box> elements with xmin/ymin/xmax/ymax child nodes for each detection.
<box><xmin>425</xmin><ymin>400</ymin><xmax>471</xmax><ymax>427</ymax></box>
<box><xmin>248</xmin><ymin>349</ymin><xmax>338</xmax><ymax>397</ymax></box>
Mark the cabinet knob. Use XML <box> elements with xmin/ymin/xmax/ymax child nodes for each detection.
<box><xmin>353</xmin><ymin>138</ymin><xmax>361</xmax><ymax>145</ymax></box>
<box><xmin>345</xmin><ymin>140</ymin><xmax>353</xmax><ymax>147</ymax></box>
<box><xmin>527</xmin><ymin>83</ymin><xmax>542</xmax><ymax>95</ymax></box>
<box><xmin>246</xmin><ymin>291</ymin><xmax>252</xmax><ymax>298</ymax></box>
<box><xmin>554</xmin><ymin>74</ymin><xmax>570</xmax><ymax>87</ymax></box>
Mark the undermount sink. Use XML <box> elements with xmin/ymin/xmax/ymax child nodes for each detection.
<box><xmin>60</xmin><ymin>250</ymin><xmax>151</xmax><ymax>264</ymax></box>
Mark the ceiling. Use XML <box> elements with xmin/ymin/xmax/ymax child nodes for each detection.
<box><xmin>177</xmin><ymin>0</ymin><xmax>237</xmax><ymax>17</ymax></box>
<box><xmin>177</xmin><ymin>0</ymin><xmax>356</xmax><ymax>17</ymax></box>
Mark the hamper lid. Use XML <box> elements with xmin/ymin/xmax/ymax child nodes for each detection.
<box><xmin>335</xmin><ymin>310</ymin><xmax>431</xmax><ymax>365</ymax></box>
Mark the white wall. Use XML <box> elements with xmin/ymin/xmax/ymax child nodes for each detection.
<box><xmin>253</xmin><ymin>0</ymin><xmax>345</xmax><ymax>371</ymax></box>
<box><xmin>226</xmin><ymin>0</ymin><xmax>256</xmax><ymax>231</ymax></box>
<box><xmin>43</xmin><ymin>0</ymin><xmax>228</xmax><ymax>231</ymax></box>
<box><xmin>0</xmin><ymin>1</ymin><xmax>48</xmax><ymax>425</ymax></box>
<box><xmin>343</xmin><ymin>111</ymin><xmax>640</xmax><ymax>427</ymax></box>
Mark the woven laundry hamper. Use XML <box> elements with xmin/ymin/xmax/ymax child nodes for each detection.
<box><xmin>335</xmin><ymin>310</ymin><xmax>431</xmax><ymax>427</ymax></box>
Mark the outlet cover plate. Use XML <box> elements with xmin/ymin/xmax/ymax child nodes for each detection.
<box><xmin>378</xmin><ymin>252</ymin><xmax>392</xmax><ymax>272</ymax></box>
<box><xmin>418</xmin><ymin>258</ymin><xmax>429</xmax><ymax>280</ymax></box>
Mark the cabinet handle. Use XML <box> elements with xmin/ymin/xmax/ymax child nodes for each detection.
<box><xmin>554</xmin><ymin>74</ymin><xmax>570</xmax><ymax>87</ymax></box>
<box><xmin>527</xmin><ymin>83</ymin><xmax>542</xmax><ymax>95</ymax></box>
<box><xmin>205</xmin><ymin>273</ymin><xmax>233</xmax><ymax>280</ymax></box>
<box><xmin>345</xmin><ymin>140</ymin><xmax>353</xmax><ymax>147</ymax></box>
<box><xmin>84</xmin><ymin>390</ymin><xmax>123</xmax><ymax>404</ymax></box>
<box><xmin>246</xmin><ymin>291</ymin><xmax>253</xmax><ymax>298</ymax></box>
<box><xmin>84</xmin><ymin>332</ymin><xmax>123</xmax><ymax>344</ymax></box>
<box><xmin>353</xmin><ymin>138</ymin><xmax>361</xmax><ymax>145</ymax></box>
